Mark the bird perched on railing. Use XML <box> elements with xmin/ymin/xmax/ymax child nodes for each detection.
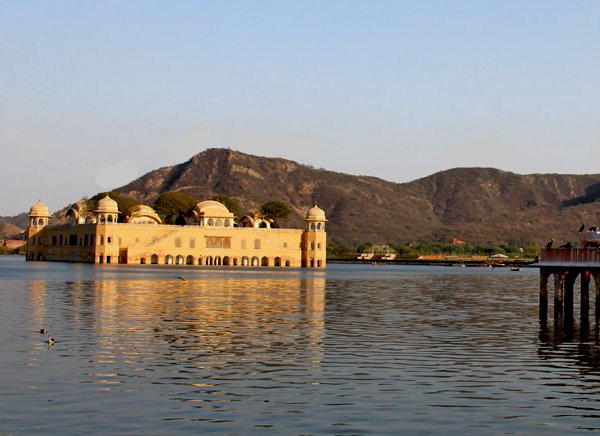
<box><xmin>545</xmin><ymin>239</ymin><xmax>555</xmax><ymax>248</ymax></box>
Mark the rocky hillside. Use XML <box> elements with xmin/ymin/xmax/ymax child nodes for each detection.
<box><xmin>112</xmin><ymin>148</ymin><xmax>600</xmax><ymax>246</ymax></box>
<box><xmin>5</xmin><ymin>148</ymin><xmax>599</xmax><ymax>245</ymax></box>
<box><xmin>0</xmin><ymin>213</ymin><xmax>28</xmax><ymax>239</ymax></box>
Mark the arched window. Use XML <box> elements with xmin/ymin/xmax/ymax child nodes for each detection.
<box><xmin>317</xmin><ymin>260</ymin><xmax>322</xmax><ymax>267</ymax></box>
<box><xmin>274</xmin><ymin>257</ymin><xmax>281</xmax><ymax>267</ymax></box>
<box><xmin>242</xmin><ymin>256</ymin><xmax>249</xmax><ymax>266</ymax></box>
<box><xmin>176</xmin><ymin>255</ymin><xmax>184</xmax><ymax>265</ymax></box>
<box><xmin>251</xmin><ymin>256</ymin><xmax>259</xmax><ymax>267</ymax></box>
<box><xmin>223</xmin><ymin>256</ymin><xmax>230</xmax><ymax>266</ymax></box>
<box><xmin>285</xmin><ymin>260</ymin><xmax>291</xmax><ymax>267</ymax></box>
<box><xmin>214</xmin><ymin>256</ymin><xmax>221</xmax><ymax>266</ymax></box>
<box><xmin>216</xmin><ymin>218</ymin><xmax>222</xmax><ymax>226</ymax></box>
<box><xmin>186</xmin><ymin>255</ymin><xmax>194</xmax><ymax>265</ymax></box>
<box><xmin>107</xmin><ymin>215</ymin><xmax>113</xmax><ymax>223</ymax></box>
<box><xmin>317</xmin><ymin>223</ymin><xmax>322</xmax><ymax>231</ymax></box>
<box><xmin>208</xmin><ymin>218</ymin><xmax>214</xmax><ymax>226</ymax></box>
<box><xmin>165</xmin><ymin>255</ymin><xmax>173</xmax><ymax>265</ymax></box>
<box><xmin>206</xmin><ymin>256</ymin><xmax>213</xmax><ymax>266</ymax></box>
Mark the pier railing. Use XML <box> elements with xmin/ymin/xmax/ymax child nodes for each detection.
<box><xmin>541</xmin><ymin>248</ymin><xmax>600</xmax><ymax>265</ymax></box>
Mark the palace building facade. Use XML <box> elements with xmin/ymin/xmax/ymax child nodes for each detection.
<box><xmin>26</xmin><ymin>196</ymin><xmax>327</xmax><ymax>268</ymax></box>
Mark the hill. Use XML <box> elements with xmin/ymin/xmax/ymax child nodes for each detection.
<box><xmin>5</xmin><ymin>148</ymin><xmax>599</xmax><ymax>246</ymax></box>
<box><xmin>111</xmin><ymin>148</ymin><xmax>600</xmax><ymax>247</ymax></box>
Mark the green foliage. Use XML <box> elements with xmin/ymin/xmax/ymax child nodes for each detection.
<box><xmin>356</xmin><ymin>242</ymin><xmax>373</xmax><ymax>254</ymax></box>
<box><xmin>152</xmin><ymin>192</ymin><xmax>197</xmax><ymax>218</ymax></box>
<box><xmin>87</xmin><ymin>192</ymin><xmax>138</xmax><ymax>223</ymax></box>
<box><xmin>327</xmin><ymin>243</ymin><xmax>367</xmax><ymax>259</ymax></box>
<box><xmin>211</xmin><ymin>194</ymin><xmax>241</xmax><ymax>219</ymax></box>
<box><xmin>260</xmin><ymin>200</ymin><xmax>292</xmax><ymax>227</ymax></box>
<box><xmin>350</xmin><ymin>238</ymin><xmax>538</xmax><ymax>260</ymax></box>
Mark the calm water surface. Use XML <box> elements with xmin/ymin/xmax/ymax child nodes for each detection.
<box><xmin>1</xmin><ymin>256</ymin><xmax>600</xmax><ymax>434</ymax></box>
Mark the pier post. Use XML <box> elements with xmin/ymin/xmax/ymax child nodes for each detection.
<box><xmin>564</xmin><ymin>272</ymin><xmax>576</xmax><ymax>334</ymax></box>
<box><xmin>593</xmin><ymin>272</ymin><xmax>600</xmax><ymax>326</ymax></box>
<box><xmin>581</xmin><ymin>271</ymin><xmax>590</xmax><ymax>330</ymax></box>
<box><xmin>554</xmin><ymin>272</ymin><xmax>566</xmax><ymax>319</ymax></box>
<box><xmin>539</xmin><ymin>270</ymin><xmax>549</xmax><ymax>323</ymax></box>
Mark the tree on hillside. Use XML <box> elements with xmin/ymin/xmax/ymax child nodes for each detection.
<box><xmin>152</xmin><ymin>192</ymin><xmax>197</xmax><ymax>221</ymax></box>
<box><xmin>211</xmin><ymin>194</ymin><xmax>241</xmax><ymax>220</ymax></box>
<box><xmin>260</xmin><ymin>200</ymin><xmax>292</xmax><ymax>228</ymax></box>
<box><xmin>87</xmin><ymin>192</ymin><xmax>139</xmax><ymax>222</ymax></box>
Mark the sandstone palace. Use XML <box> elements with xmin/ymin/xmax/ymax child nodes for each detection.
<box><xmin>26</xmin><ymin>196</ymin><xmax>327</xmax><ymax>268</ymax></box>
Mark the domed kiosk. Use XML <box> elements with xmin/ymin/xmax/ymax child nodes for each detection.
<box><xmin>95</xmin><ymin>195</ymin><xmax>120</xmax><ymax>224</ymax></box>
<box><xmin>302</xmin><ymin>204</ymin><xmax>327</xmax><ymax>268</ymax></box>
<box><xmin>128</xmin><ymin>205</ymin><xmax>161</xmax><ymax>225</ymax></box>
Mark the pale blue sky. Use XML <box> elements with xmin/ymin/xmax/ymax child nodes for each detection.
<box><xmin>2</xmin><ymin>1</ymin><xmax>599</xmax><ymax>215</ymax></box>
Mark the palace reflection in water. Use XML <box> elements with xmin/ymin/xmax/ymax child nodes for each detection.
<box><xmin>5</xmin><ymin>259</ymin><xmax>600</xmax><ymax>434</ymax></box>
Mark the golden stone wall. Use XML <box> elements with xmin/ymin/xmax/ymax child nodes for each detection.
<box><xmin>26</xmin><ymin>199</ymin><xmax>327</xmax><ymax>268</ymax></box>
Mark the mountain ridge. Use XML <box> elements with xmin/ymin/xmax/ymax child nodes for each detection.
<box><xmin>4</xmin><ymin>148</ymin><xmax>600</xmax><ymax>246</ymax></box>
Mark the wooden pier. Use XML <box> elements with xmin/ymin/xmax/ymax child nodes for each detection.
<box><xmin>538</xmin><ymin>246</ymin><xmax>600</xmax><ymax>332</ymax></box>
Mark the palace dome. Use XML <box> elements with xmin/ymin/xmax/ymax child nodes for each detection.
<box><xmin>29</xmin><ymin>201</ymin><xmax>49</xmax><ymax>217</ymax></box>
<box><xmin>129</xmin><ymin>205</ymin><xmax>161</xmax><ymax>224</ymax></box>
<box><xmin>194</xmin><ymin>200</ymin><xmax>233</xmax><ymax>217</ymax></box>
<box><xmin>306</xmin><ymin>204</ymin><xmax>326</xmax><ymax>221</ymax></box>
<box><xmin>95</xmin><ymin>195</ymin><xmax>119</xmax><ymax>213</ymax></box>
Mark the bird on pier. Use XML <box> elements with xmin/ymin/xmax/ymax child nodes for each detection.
<box><xmin>579</xmin><ymin>223</ymin><xmax>585</xmax><ymax>233</ymax></box>
<box><xmin>545</xmin><ymin>239</ymin><xmax>555</xmax><ymax>248</ymax></box>
<box><xmin>46</xmin><ymin>336</ymin><xmax>55</xmax><ymax>345</ymax></box>
<box><xmin>39</xmin><ymin>328</ymin><xmax>47</xmax><ymax>334</ymax></box>
<box><xmin>589</xmin><ymin>225</ymin><xmax>599</xmax><ymax>232</ymax></box>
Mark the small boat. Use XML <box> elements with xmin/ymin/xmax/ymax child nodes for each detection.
<box><xmin>510</xmin><ymin>267</ymin><xmax>522</xmax><ymax>272</ymax></box>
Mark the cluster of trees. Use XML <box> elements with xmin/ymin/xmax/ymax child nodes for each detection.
<box><xmin>86</xmin><ymin>191</ymin><xmax>292</xmax><ymax>227</ymax></box>
<box><xmin>0</xmin><ymin>243</ymin><xmax>26</xmax><ymax>256</ymax></box>
<box><xmin>328</xmin><ymin>237</ymin><xmax>540</xmax><ymax>259</ymax></box>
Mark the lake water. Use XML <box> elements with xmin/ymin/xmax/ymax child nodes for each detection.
<box><xmin>1</xmin><ymin>256</ymin><xmax>600</xmax><ymax>434</ymax></box>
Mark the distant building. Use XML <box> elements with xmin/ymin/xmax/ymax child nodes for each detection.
<box><xmin>26</xmin><ymin>197</ymin><xmax>327</xmax><ymax>268</ymax></box>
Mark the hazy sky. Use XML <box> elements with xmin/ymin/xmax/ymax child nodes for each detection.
<box><xmin>2</xmin><ymin>1</ymin><xmax>599</xmax><ymax>216</ymax></box>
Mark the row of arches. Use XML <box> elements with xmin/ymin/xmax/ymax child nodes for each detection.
<box><xmin>142</xmin><ymin>254</ymin><xmax>291</xmax><ymax>267</ymax></box>
<box><xmin>539</xmin><ymin>269</ymin><xmax>600</xmax><ymax>332</ymax></box>
<box><xmin>308</xmin><ymin>222</ymin><xmax>325</xmax><ymax>231</ymax></box>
